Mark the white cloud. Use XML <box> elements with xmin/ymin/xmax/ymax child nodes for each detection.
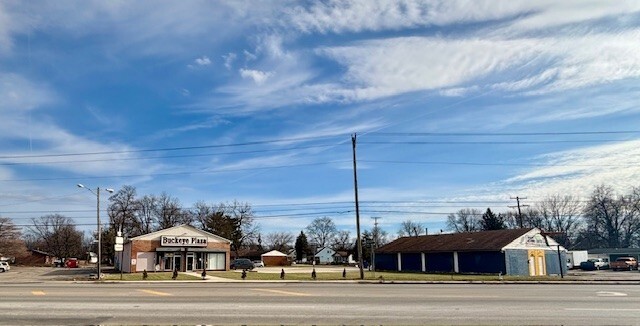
<box><xmin>239</xmin><ymin>68</ymin><xmax>273</xmax><ymax>85</ymax></box>
<box><xmin>317</xmin><ymin>28</ymin><xmax>640</xmax><ymax>102</ymax></box>
<box><xmin>222</xmin><ymin>52</ymin><xmax>237</xmax><ymax>70</ymax></box>
<box><xmin>194</xmin><ymin>56</ymin><xmax>211</xmax><ymax>66</ymax></box>
<box><xmin>488</xmin><ymin>140</ymin><xmax>640</xmax><ymax>201</ymax></box>
<box><xmin>285</xmin><ymin>0</ymin><xmax>640</xmax><ymax>35</ymax></box>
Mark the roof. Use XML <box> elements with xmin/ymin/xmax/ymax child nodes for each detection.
<box><xmin>128</xmin><ymin>224</ymin><xmax>231</xmax><ymax>243</ymax></box>
<box><xmin>261</xmin><ymin>250</ymin><xmax>287</xmax><ymax>257</ymax></box>
<box><xmin>376</xmin><ymin>228</ymin><xmax>534</xmax><ymax>254</ymax></box>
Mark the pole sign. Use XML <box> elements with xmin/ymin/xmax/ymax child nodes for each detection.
<box><xmin>161</xmin><ymin>235</ymin><xmax>207</xmax><ymax>247</ymax></box>
<box><xmin>114</xmin><ymin>244</ymin><xmax>123</xmax><ymax>252</ymax></box>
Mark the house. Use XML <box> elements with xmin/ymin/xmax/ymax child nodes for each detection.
<box><xmin>315</xmin><ymin>247</ymin><xmax>335</xmax><ymax>264</ymax></box>
<box><xmin>375</xmin><ymin>228</ymin><xmax>567</xmax><ymax>276</ymax></box>
<box><xmin>287</xmin><ymin>249</ymin><xmax>296</xmax><ymax>262</ymax></box>
<box><xmin>15</xmin><ymin>249</ymin><xmax>55</xmax><ymax>266</ymax></box>
<box><xmin>261</xmin><ymin>250</ymin><xmax>288</xmax><ymax>266</ymax></box>
<box><xmin>333</xmin><ymin>251</ymin><xmax>356</xmax><ymax>265</ymax></box>
<box><xmin>120</xmin><ymin>224</ymin><xmax>231</xmax><ymax>273</ymax></box>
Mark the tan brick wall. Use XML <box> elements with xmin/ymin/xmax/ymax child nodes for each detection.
<box><xmin>128</xmin><ymin>239</ymin><xmax>230</xmax><ymax>272</ymax></box>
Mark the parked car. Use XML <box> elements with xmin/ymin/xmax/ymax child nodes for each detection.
<box><xmin>252</xmin><ymin>260</ymin><xmax>265</xmax><ymax>268</ymax></box>
<box><xmin>65</xmin><ymin>258</ymin><xmax>79</xmax><ymax>268</ymax></box>
<box><xmin>580</xmin><ymin>258</ymin><xmax>609</xmax><ymax>270</ymax></box>
<box><xmin>0</xmin><ymin>261</ymin><xmax>10</xmax><ymax>272</ymax></box>
<box><xmin>610</xmin><ymin>257</ymin><xmax>638</xmax><ymax>271</ymax></box>
<box><xmin>230</xmin><ymin>258</ymin><xmax>254</xmax><ymax>270</ymax></box>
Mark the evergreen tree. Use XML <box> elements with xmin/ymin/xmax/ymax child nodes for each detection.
<box><xmin>294</xmin><ymin>231</ymin><xmax>309</xmax><ymax>262</ymax></box>
<box><xmin>481</xmin><ymin>208</ymin><xmax>506</xmax><ymax>230</ymax></box>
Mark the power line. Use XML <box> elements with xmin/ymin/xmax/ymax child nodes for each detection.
<box><xmin>0</xmin><ymin>144</ymin><xmax>337</xmax><ymax>166</ymax></box>
<box><xmin>360</xmin><ymin>140</ymin><xmax>625</xmax><ymax>145</ymax></box>
<box><xmin>360</xmin><ymin>160</ymin><xmax>637</xmax><ymax>168</ymax></box>
<box><xmin>367</xmin><ymin>131</ymin><xmax>640</xmax><ymax>136</ymax></box>
<box><xmin>0</xmin><ymin>160</ymin><xmax>350</xmax><ymax>182</ymax></box>
<box><xmin>0</xmin><ymin>135</ymin><xmax>343</xmax><ymax>160</ymax></box>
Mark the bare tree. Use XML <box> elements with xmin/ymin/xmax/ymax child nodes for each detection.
<box><xmin>154</xmin><ymin>192</ymin><xmax>191</xmax><ymax>229</ymax></box>
<box><xmin>107</xmin><ymin>185</ymin><xmax>139</xmax><ymax>237</ymax></box>
<box><xmin>0</xmin><ymin>217</ymin><xmax>28</xmax><ymax>258</ymax></box>
<box><xmin>331</xmin><ymin>230</ymin><xmax>352</xmax><ymax>251</ymax></box>
<box><xmin>583</xmin><ymin>185</ymin><xmax>640</xmax><ymax>248</ymax></box>
<box><xmin>446</xmin><ymin>209</ymin><xmax>482</xmax><ymax>232</ymax></box>
<box><xmin>398</xmin><ymin>219</ymin><xmax>423</xmax><ymax>237</ymax></box>
<box><xmin>265</xmin><ymin>232</ymin><xmax>294</xmax><ymax>252</ymax></box>
<box><xmin>215</xmin><ymin>200</ymin><xmax>259</xmax><ymax>257</ymax></box>
<box><xmin>305</xmin><ymin>217</ymin><xmax>337</xmax><ymax>249</ymax></box>
<box><xmin>27</xmin><ymin>214</ymin><xmax>84</xmax><ymax>259</ymax></box>
<box><xmin>536</xmin><ymin>194</ymin><xmax>583</xmax><ymax>247</ymax></box>
<box><xmin>133</xmin><ymin>194</ymin><xmax>158</xmax><ymax>236</ymax></box>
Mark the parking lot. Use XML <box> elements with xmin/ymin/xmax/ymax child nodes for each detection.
<box><xmin>567</xmin><ymin>268</ymin><xmax>640</xmax><ymax>281</ymax></box>
<box><xmin>0</xmin><ymin>266</ymin><xmax>95</xmax><ymax>282</ymax></box>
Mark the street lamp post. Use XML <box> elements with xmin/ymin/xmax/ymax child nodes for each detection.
<box><xmin>78</xmin><ymin>184</ymin><xmax>114</xmax><ymax>280</ymax></box>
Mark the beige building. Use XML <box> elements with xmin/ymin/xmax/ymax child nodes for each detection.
<box><xmin>120</xmin><ymin>224</ymin><xmax>231</xmax><ymax>273</ymax></box>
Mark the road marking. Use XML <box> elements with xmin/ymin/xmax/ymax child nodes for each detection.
<box><xmin>566</xmin><ymin>308</ymin><xmax>640</xmax><ymax>312</ymax></box>
<box><xmin>31</xmin><ymin>291</ymin><xmax>46</xmax><ymax>296</ymax></box>
<box><xmin>251</xmin><ymin>288</ymin><xmax>310</xmax><ymax>296</ymax></box>
<box><xmin>596</xmin><ymin>291</ymin><xmax>627</xmax><ymax>297</ymax></box>
<box><xmin>138</xmin><ymin>289</ymin><xmax>172</xmax><ymax>296</ymax></box>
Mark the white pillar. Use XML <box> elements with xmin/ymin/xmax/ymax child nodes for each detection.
<box><xmin>421</xmin><ymin>253</ymin><xmax>426</xmax><ymax>272</ymax></box>
<box><xmin>397</xmin><ymin>253</ymin><xmax>402</xmax><ymax>271</ymax></box>
<box><xmin>453</xmin><ymin>251</ymin><xmax>459</xmax><ymax>273</ymax></box>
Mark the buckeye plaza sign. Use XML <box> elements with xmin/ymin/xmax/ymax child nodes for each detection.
<box><xmin>160</xmin><ymin>235</ymin><xmax>207</xmax><ymax>247</ymax></box>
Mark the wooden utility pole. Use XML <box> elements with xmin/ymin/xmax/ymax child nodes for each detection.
<box><xmin>509</xmin><ymin>196</ymin><xmax>529</xmax><ymax>228</ymax></box>
<box><xmin>371</xmin><ymin>216</ymin><xmax>381</xmax><ymax>272</ymax></box>
<box><xmin>352</xmin><ymin>134</ymin><xmax>364</xmax><ymax>280</ymax></box>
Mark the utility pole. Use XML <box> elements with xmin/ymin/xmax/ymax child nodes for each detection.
<box><xmin>371</xmin><ymin>216</ymin><xmax>381</xmax><ymax>272</ymax></box>
<box><xmin>352</xmin><ymin>134</ymin><xmax>364</xmax><ymax>280</ymax></box>
<box><xmin>509</xmin><ymin>196</ymin><xmax>529</xmax><ymax>228</ymax></box>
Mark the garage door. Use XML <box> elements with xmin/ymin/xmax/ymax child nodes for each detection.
<box><xmin>207</xmin><ymin>253</ymin><xmax>226</xmax><ymax>270</ymax></box>
<box><xmin>136</xmin><ymin>252</ymin><xmax>155</xmax><ymax>272</ymax></box>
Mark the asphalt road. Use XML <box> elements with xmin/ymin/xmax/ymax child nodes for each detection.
<box><xmin>1</xmin><ymin>282</ymin><xmax>639</xmax><ymax>325</ymax></box>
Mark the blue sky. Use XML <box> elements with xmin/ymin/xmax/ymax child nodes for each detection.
<box><xmin>1</xmin><ymin>0</ymin><xmax>640</xmax><ymax>239</ymax></box>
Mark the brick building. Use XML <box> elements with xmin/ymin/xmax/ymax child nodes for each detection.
<box><xmin>119</xmin><ymin>224</ymin><xmax>231</xmax><ymax>273</ymax></box>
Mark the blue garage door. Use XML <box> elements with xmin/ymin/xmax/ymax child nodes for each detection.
<box><xmin>426</xmin><ymin>252</ymin><xmax>453</xmax><ymax>272</ymax></box>
<box><xmin>401</xmin><ymin>253</ymin><xmax>422</xmax><ymax>272</ymax></box>
<box><xmin>375</xmin><ymin>254</ymin><xmax>397</xmax><ymax>271</ymax></box>
<box><xmin>458</xmin><ymin>251</ymin><xmax>504</xmax><ymax>274</ymax></box>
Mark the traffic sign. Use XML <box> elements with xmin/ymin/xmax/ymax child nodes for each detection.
<box><xmin>114</xmin><ymin>244</ymin><xmax>123</xmax><ymax>252</ymax></box>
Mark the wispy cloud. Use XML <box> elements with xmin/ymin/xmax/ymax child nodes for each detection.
<box><xmin>239</xmin><ymin>68</ymin><xmax>273</xmax><ymax>85</ymax></box>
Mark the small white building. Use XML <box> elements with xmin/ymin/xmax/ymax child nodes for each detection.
<box><xmin>315</xmin><ymin>247</ymin><xmax>335</xmax><ymax>264</ymax></box>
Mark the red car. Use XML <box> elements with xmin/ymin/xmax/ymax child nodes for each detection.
<box><xmin>65</xmin><ymin>258</ymin><xmax>79</xmax><ymax>268</ymax></box>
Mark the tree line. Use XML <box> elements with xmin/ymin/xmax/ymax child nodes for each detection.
<box><xmin>446</xmin><ymin>185</ymin><xmax>640</xmax><ymax>249</ymax></box>
<box><xmin>4</xmin><ymin>184</ymin><xmax>639</xmax><ymax>263</ymax></box>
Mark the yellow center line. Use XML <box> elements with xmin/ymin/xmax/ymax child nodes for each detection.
<box><xmin>138</xmin><ymin>289</ymin><xmax>172</xmax><ymax>296</ymax></box>
<box><xmin>31</xmin><ymin>291</ymin><xmax>46</xmax><ymax>296</ymax></box>
<box><xmin>251</xmin><ymin>288</ymin><xmax>311</xmax><ymax>296</ymax></box>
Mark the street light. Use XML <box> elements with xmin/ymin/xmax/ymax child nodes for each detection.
<box><xmin>77</xmin><ymin>184</ymin><xmax>114</xmax><ymax>280</ymax></box>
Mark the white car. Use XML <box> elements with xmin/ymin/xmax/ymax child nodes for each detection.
<box><xmin>0</xmin><ymin>262</ymin><xmax>10</xmax><ymax>272</ymax></box>
<box><xmin>252</xmin><ymin>260</ymin><xmax>265</xmax><ymax>268</ymax></box>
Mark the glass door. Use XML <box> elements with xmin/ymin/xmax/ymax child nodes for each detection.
<box><xmin>187</xmin><ymin>255</ymin><xmax>194</xmax><ymax>271</ymax></box>
<box><xmin>173</xmin><ymin>256</ymin><xmax>182</xmax><ymax>272</ymax></box>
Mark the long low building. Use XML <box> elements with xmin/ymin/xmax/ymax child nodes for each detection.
<box><xmin>120</xmin><ymin>224</ymin><xmax>231</xmax><ymax>273</ymax></box>
<box><xmin>374</xmin><ymin>228</ymin><xmax>566</xmax><ymax>276</ymax></box>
